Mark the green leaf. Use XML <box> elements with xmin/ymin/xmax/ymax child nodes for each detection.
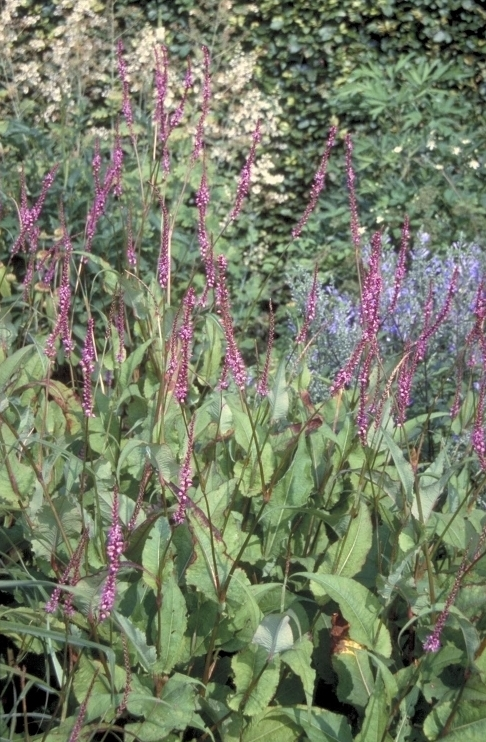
<box><xmin>268</xmin><ymin>358</ymin><xmax>289</xmax><ymax>423</ymax></box>
<box><xmin>199</xmin><ymin>314</ymin><xmax>224</xmax><ymax>385</ymax></box>
<box><xmin>116</xmin><ymin>438</ymin><xmax>147</xmax><ymax>478</ymax></box>
<box><xmin>185</xmin><ymin>510</ymin><xmax>232</xmax><ymax>599</ymax></box>
<box><xmin>148</xmin><ymin>443</ymin><xmax>179</xmax><ymax>482</ymax></box>
<box><xmin>424</xmin><ymin>700</ymin><xmax>486</xmax><ymax>740</ymax></box>
<box><xmin>381</xmin><ymin>430</ymin><xmax>414</xmax><ymax>506</ymax></box>
<box><xmin>119</xmin><ymin>338</ymin><xmax>153</xmax><ymax>388</ymax></box>
<box><xmin>412</xmin><ymin>448</ymin><xmax>448</xmax><ymax>523</ymax></box>
<box><xmin>72</xmin><ymin>656</ymin><xmax>126</xmax><ymax>723</ymax></box>
<box><xmin>39</xmin><ymin>718</ymin><xmax>97</xmax><ymax>741</ymax></box>
<box><xmin>367</xmin><ymin>653</ymin><xmax>398</xmax><ymax>704</ymax></box>
<box><xmin>253</xmin><ymin>613</ymin><xmax>295</xmax><ymax>658</ymax></box>
<box><xmin>113</xmin><ymin>612</ymin><xmax>157</xmax><ymax>672</ymax></box>
<box><xmin>355</xmin><ymin>676</ymin><xmax>392</xmax><ymax>742</ymax></box>
<box><xmin>153</xmin><ymin>572</ymin><xmax>187</xmax><ymax>674</ymax></box>
<box><xmin>262</xmin><ymin>435</ymin><xmax>313</xmax><ymax>558</ymax></box>
<box><xmin>142</xmin><ymin>516</ymin><xmax>172</xmax><ymax>591</ymax></box>
<box><xmin>0</xmin><ymin>456</ymin><xmax>36</xmax><ymax>510</ymax></box>
<box><xmin>29</xmin><ymin>499</ymin><xmax>82</xmax><ymax>561</ymax></box>
<box><xmin>281</xmin><ymin>634</ymin><xmax>315</xmax><ymax>709</ymax></box>
<box><xmin>228</xmin><ymin>398</ymin><xmax>275</xmax><ymax>494</ymax></box>
<box><xmin>279</xmin><ymin>706</ymin><xmax>353</xmax><ymax>742</ymax></box>
<box><xmin>296</xmin><ymin>573</ymin><xmax>392</xmax><ymax>657</ymax></box>
<box><xmin>242</xmin><ymin>709</ymin><xmax>300</xmax><ymax>742</ymax></box>
<box><xmin>319</xmin><ymin>500</ymin><xmax>372</xmax><ymax>577</ymax></box>
<box><xmin>125</xmin><ymin>674</ymin><xmax>204</xmax><ymax>741</ymax></box>
<box><xmin>228</xmin><ymin>645</ymin><xmax>281</xmax><ymax>716</ymax></box>
<box><xmin>0</xmin><ymin>344</ymin><xmax>36</xmax><ymax>392</ymax></box>
<box><xmin>333</xmin><ymin>649</ymin><xmax>374</xmax><ymax>711</ymax></box>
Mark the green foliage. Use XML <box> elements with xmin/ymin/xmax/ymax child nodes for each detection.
<box><xmin>3</xmin><ymin>0</ymin><xmax>486</xmax><ymax>318</ymax></box>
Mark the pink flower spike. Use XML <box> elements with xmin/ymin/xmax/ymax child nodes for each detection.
<box><xmin>110</xmin><ymin>123</ymin><xmax>124</xmax><ymax>198</ymax></box>
<box><xmin>45</xmin><ymin>256</ymin><xmax>73</xmax><ymax>359</ymax></box>
<box><xmin>45</xmin><ymin>529</ymin><xmax>89</xmax><ymax>615</ymax></box>
<box><xmin>229</xmin><ymin>120</ymin><xmax>262</xmax><ymax>222</ymax></box>
<box><xmin>395</xmin><ymin>342</ymin><xmax>418</xmax><ymax>426</ymax></box>
<box><xmin>80</xmin><ymin>318</ymin><xmax>96</xmax><ymax>417</ymax></box>
<box><xmin>472</xmin><ymin>379</ymin><xmax>486</xmax><ymax>470</ymax></box>
<box><xmin>117</xmin><ymin>39</ymin><xmax>134</xmax><ymax>141</ymax></box>
<box><xmin>68</xmin><ymin>668</ymin><xmax>99</xmax><ymax>742</ymax></box>
<box><xmin>174</xmin><ymin>287</ymin><xmax>196</xmax><ymax>402</ymax></box>
<box><xmin>215</xmin><ymin>255</ymin><xmax>246</xmax><ymax>389</ymax></box>
<box><xmin>173</xmin><ymin>415</ymin><xmax>196</xmax><ymax>524</ymax></box>
<box><xmin>345</xmin><ymin>133</ymin><xmax>361</xmax><ymax>252</ymax></box>
<box><xmin>388</xmin><ymin>215</ymin><xmax>410</xmax><ymax>313</ymax></box>
<box><xmin>330</xmin><ymin>338</ymin><xmax>366</xmax><ymax>396</ymax></box>
<box><xmin>99</xmin><ymin>486</ymin><xmax>125</xmax><ymax>621</ymax></box>
<box><xmin>292</xmin><ymin>126</ymin><xmax>337</xmax><ymax>239</ymax></box>
<box><xmin>157</xmin><ymin>199</ymin><xmax>170</xmax><ymax>289</ymax></box>
<box><xmin>154</xmin><ymin>44</ymin><xmax>169</xmax><ymax>142</ymax></box>
<box><xmin>196</xmin><ymin>168</ymin><xmax>211</xmax><ymax>262</ymax></box>
<box><xmin>11</xmin><ymin>165</ymin><xmax>59</xmax><ymax>256</ymax></box>
<box><xmin>423</xmin><ymin>547</ymin><xmax>470</xmax><ymax>652</ymax></box>
<box><xmin>169</xmin><ymin>58</ymin><xmax>193</xmax><ymax>132</ymax></box>
<box><xmin>296</xmin><ymin>265</ymin><xmax>318</xmax><ymax>344</ymax></box>
<box><xmin>360</xmin><ymin>231</ymin><xmax>383</xmax><ymax>342</ymax></box>
<box><xmin>257</xmin><ymin>301</ymin><xmax>275</xmax><ymax>397</ymax></box>
<box><xmin>192</xmin><ymin>45</ymin><xmax>211</xmax><ymax>162</ymax></box>
<box><xmin>126</xmin><ymin>213</ymin><xmax>136</xmax><ymax>267</ymax></box>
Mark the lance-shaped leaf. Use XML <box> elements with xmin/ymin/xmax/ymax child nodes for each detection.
<box><xmin>296</xmin><ymin>573</ymin><xmax>392</xmax><ymax>657</ymax></box>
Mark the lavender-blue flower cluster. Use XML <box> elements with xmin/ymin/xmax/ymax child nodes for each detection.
<box><xmin>291</xmin><ymin>233</ymin><xmax>486</xmax><ymax>406</ymax></box>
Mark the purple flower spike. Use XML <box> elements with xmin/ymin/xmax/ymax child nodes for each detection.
<box><xmin>296</xmin><ymin>265</ymin><xmax>318</xmax><ymax>344</ymax></box>
<box><xmin>345</xmin><ymin>133</ymin><xmax>361</xmax><ymax>253</ymax></box>
<box><xmin>45</xmin><ymin>223</ymin><xmax>74</xmax><ymax>360</ymax></box>
<box><xmin>388</xmin><ymin>215</ymin><xmax>410</xmax><ymax>313</ymax></box>
<box><xmin>154</xmin><ymin>44</ymin><xmax>169</xmax><ymax>143</ymax></box>
<box><xmin>196</xmin><ymin>169</ymin><xmax>211</xmax><ymax>263</ymax></box>
<box><xmin>173</xmin><ymin>416</ymin><xmax>196</xmax><ymax>524</ymax></box>
<box><xmin>126</xmin><ymin>213</ymin><xmax>136</xmax><ymax>267</ymax></box>
<box><xmin>423</xmin><ymin>547</ymin><xmax>470</xmax><ymax>653</ymax></box>
<box><xmin>99</xmin><ymin>485</ymin><xmax>125</xmax><ymax>621</ymax></box>
<box><xmin>360</xmin><ymin>231</ymin><xmax>383</xmax><ymax>342</ymax></box>
<box><xmin>472</xmin><ymin>379</ymin><xmax>486</xmax><ymax>470</ymax></box>
<box><xmin>192</xmin><ymin>45</ymin><xmax>211</xmax><ymax>162</ymax></box>
<box><xmin>215</xmin><ymin>255</ymin><xmax>246</xmax><ymax>389</ymax></box>
<box><xmin>157</xmin><ymin>199</ymin><xmax>170</xmax><ymax>289</ymax></box>
<box><xmin>45</xmin><ymin>530</ymin><xmax>88</xmax><ymax>616</ymax></box>
<box><xmin>169</xmin><ymin>57</ymin><xmax>193</xmax><ymax>132</ymax></box>
<box><xmin>257</xmin><ymin>301</ymin><xmax>275</xmax><ymax>397</ymax></box>
<box><xmin>292</xmin><ymin>126</ymin><xmax>337</xmax><ymax>239</ymax></box>
<box><xmin>175</xmin><ymin>287</ymin><xmax>196</xmax><ymax>403</ymax></box>
<box><xmin>423</xmin><ymin>633</ymin><xmax>441</xmax><ymax>653</ymax></box>
<box><xmin>117</xmin><ymin>39</ymin><xmax>134</xmax><ymax>140</ymax></box>
<box><xmin>12</xmin><ymin>165</ymin><xmax>59</xmax><ymax>256</ymax></box>
<box><xmin>229</xmin><ymin>120</ymin><xmax>262</xmax><ymax>222</ymax></box>
<box><xmin>80</xmin><ymin>318</ymin><xmax>96</xmax><ymax>418</ymax></box>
